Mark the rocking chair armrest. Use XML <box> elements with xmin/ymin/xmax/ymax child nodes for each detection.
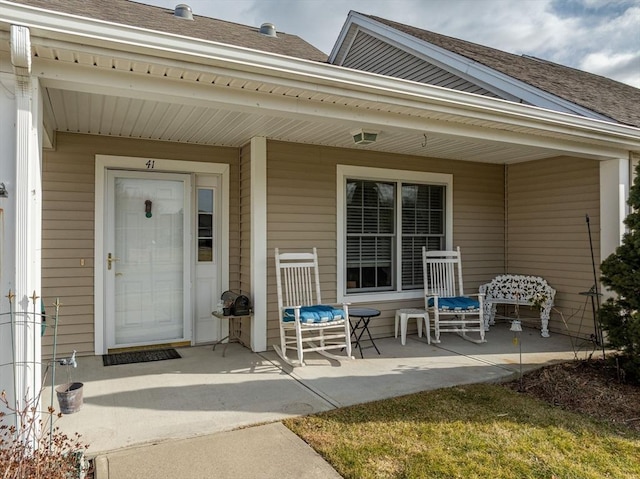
<box><xmin>426</xmin><ymin>292</ymin><xmax>485</xmax><ymax>300</ymax></box>
<box><xmin>281</xmin><ymin>304</ymin><xmax>303</xmax><ymax>310</ymax></box>
<box><xmin>468</xmin><ymin>292</ymin><xmax>485</xmax><ymax>301</ymax></box>
<box><xmin>472</xmin><ymin>292</ymin><xmax>485</xmax><ymax>308</ymax></box>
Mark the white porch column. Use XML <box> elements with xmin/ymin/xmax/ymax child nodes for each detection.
<box><xmin>0</xmin><ymin>68</ymin><xmax>18</xmax><ymax>420</ymax></box>
<box><xmin>600</xmin><ymin>157</ymin><xmax>630</xmax><ymax>268</ymax></box>
<box><xmin>0</xmin><ymin>25</ymin><xmax>43</xmax><ymax>422</ymax></box>
<box><xmin>250</xmin><ymin>137</ymin><xmax>267</xmax><ymax>352</ymax></box>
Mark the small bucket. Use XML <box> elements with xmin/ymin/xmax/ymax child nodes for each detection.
<box><xmin>56</xmin><ymin>382</ymin><xmax>84</xmax><ymax>414</ymax></box>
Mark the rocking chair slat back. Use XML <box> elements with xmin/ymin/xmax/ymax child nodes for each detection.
<box><xmin>424</xmin><ymin>249</ymin><xmax>465</xmax><ymax>297</ymax></box>
<box><xmin>275</xmin><ymin>249</ymin><xmax>322</xmax><ymax>310</ymax></box>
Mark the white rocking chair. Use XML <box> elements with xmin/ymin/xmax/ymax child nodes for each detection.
<box><xmin>423</xmin><ymin>246</ymin><xmax>486</xmax><ymax>344</ymax></box>
<box><xmin>274</xmin><ymin>248</ymin><xmax>353</xmax><ymax>366</ymax></box>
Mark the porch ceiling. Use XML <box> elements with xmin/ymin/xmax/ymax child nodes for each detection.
<box><xmin>42</xmin><ymin>86</ymin><xmax>567</xmax><ymax>163</ymax></box>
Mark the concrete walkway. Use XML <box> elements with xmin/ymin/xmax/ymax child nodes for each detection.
<box><xmin>42</xmin><ymin>324</ymin><xmax>583</xmax><ymax>478</ymax></box>
<box><xmin>94</xmin><ymin>422</ymin><xmax>342</xmax><ymax>479</ymax></box>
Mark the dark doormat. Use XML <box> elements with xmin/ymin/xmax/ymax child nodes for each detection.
<box><xmin>102</xmin><ymin>348</ymin><xmax>181</xmax><ymax>366</ymax></box>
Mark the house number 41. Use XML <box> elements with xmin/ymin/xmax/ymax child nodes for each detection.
<box><xmin>146</xmin><ymin>160</ymin><xmax>155</xmax><ymax>169</ymax></box>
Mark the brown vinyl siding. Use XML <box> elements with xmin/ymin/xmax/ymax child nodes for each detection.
<box><xmin>42</xmin><ymin>132</ymin><xmax>239</xmax><ymax>357</ymax></box>
<box><xmin>265</xmin><ymin>140</ymin><xmax>505</xmax><ymax>347</ymax></box>
<box><xmin>506</xmin><ymin>157</ymin><xmax>600</xmax><ymax>337</ymax></box>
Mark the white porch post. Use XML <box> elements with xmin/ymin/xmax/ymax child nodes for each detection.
<box><xmin>250</xmin><ymin>137</ymin><xmax>267</xmax><ymax>352</ymax></box>
<box><xmin>0</xmin><ymin>67</ymin><xmax>18</xmax><ymax>421</ymax></box>
<box><xmin>599</xmin><ymin>157</ymin><xmax>630</xmax><ymax>274</ymax></box>
<box><xmin>0</xmin><ymin>25</ymin><xmax>43</xmax><ymax>427</ymax></box>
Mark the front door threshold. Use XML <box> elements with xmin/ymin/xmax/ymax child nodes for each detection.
<box><xmin>107</xmin><ymin>341</ymin><xmax>190</xmax><ymax>354</ymax></box>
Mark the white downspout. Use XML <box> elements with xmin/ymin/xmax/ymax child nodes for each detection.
<box><xmin>8</xmin><ymin>24</ymin><xmax>43</xmax><ymax>443</ymax></box>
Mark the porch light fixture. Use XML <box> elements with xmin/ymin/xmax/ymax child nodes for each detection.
<box><xmin>351</xmin><ymin>129</ymin><xmax>378</xmax><ymax>145</ymax></box>
<box><xmin>0</xmin><ymin>182</ymin><xmax>7</xmax><ymax>198</ymax></box>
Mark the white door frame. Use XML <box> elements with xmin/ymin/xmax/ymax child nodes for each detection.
<box><xmin>95</xmin><ymin>155</ymin><xmax>230</xmax><ymax>355</ymax></box>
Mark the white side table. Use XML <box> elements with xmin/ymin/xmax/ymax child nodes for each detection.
<box><xmin>394</xmin><ymin>309</ymin><xmax>430</xmax><ymax>345</ymax></box>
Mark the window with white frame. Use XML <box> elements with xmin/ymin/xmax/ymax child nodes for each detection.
<box><xmin>197</xmin><ymin>188</ymin><xmax>214</xmax><ymax>262</ymax></box>
<box><xmin>338</xmin><ymin>166</ymin><xmax>453</xmax><ymax>300</ymax></box>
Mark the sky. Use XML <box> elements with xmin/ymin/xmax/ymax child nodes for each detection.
<box><xmin>140</xmin><ymin>0</ymin><xmax>640</xmax><ymax>88</ymax></box>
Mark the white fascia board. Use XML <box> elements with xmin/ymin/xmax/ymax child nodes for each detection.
<box><xmin>1</xmin><ymin>1</ymin><xmax>638</xmax><ymax>151</ymax></box>
<box><xmin>340</xmin><ymin>12</ymin><xmax>615</xmax><ymax>123</ymax></box>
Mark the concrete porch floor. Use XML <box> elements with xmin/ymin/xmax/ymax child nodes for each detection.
<box><xmin>42</xmin><ymin>322</ymin><xmax>588</xmax><ymax>456</ymax></box>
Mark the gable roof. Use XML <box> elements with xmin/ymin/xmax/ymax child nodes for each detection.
<box><xmin>9</xmin><ymin>0</ymin><xmax>328</xmax><ymax>62</ymax></box>
<box><xmin>333</xmin><ymin>12</ymin><xmax>640</xmax><ymax>128</ymax></box>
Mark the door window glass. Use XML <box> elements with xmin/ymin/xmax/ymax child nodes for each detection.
<box><xmin>198</xmin><ymin>189</ymin><xmax>214</xmax><ymax>262</ymax></box>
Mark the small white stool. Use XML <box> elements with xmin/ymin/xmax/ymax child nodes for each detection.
<box><xmin>394</xmin><ymin>309</ymin><xmax>430</xmax><ymax>345</ymax></box>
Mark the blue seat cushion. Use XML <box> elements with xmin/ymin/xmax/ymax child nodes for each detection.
<box><xmin>428</xmin><ymin>296</ymin><xmax>480</xmax><ymax>311</ymax></box>
<box><xmin>283</xmin><ymin>305</ymin><xmax>345</xmax><ymax>324</ymax></box>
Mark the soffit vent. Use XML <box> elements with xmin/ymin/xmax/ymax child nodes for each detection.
<box><xmin>174</xmin><ymin>4</ymin><xmax>193</xmax><ymax>20</ymax></box>
<box><xmin>260</xmin><ymin>23</ymin><xmax>277</xmax><ymax>37</ymax></box>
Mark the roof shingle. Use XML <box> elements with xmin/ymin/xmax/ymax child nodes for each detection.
<box><xmin>364</xmin><ymin>13</ymin><xmax>640</xmax><ymax>127</ymax></box>
<box><xmin>12</xmin><ymin>0</ymin><xmax>328</xmax><ymax>62</ymax></box>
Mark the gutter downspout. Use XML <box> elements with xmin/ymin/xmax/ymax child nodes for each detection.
<box><xmin>504</xmin><ymin>163</ymin><xmax>508</xmax><ymax>274</ymax></box>
<box><xmin>10</xmin><ymin>23</ymin><xmax>42</xmax><ymax>448</ymax></box>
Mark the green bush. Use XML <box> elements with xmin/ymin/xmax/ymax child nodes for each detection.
<box><xmin>599</xmin><ymin>161</ymin><xmax>640</xmax><ymax>383</ymax></box>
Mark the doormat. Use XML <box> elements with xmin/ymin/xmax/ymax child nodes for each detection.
<box><xmin>102</xmin><ymin>348</ymin><xmax>181</xmax><ymax>366</ymax></box>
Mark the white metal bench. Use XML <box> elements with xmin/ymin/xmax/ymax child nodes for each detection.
<box><xmin>479</xmin><ymin>275</ymin><xmax>555</xmax><ymax>337</ymax></box>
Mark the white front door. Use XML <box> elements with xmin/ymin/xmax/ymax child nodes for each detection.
<box><xmin>105</xmin><ymin>170</ymin><xmax>191</xmax><ymax>349</ymax></box>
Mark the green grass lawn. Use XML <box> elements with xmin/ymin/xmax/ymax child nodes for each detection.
<box><xmin>284</xmin><ymin>383</ymin><xmax>640</xmax><ymax>479</ymax></box>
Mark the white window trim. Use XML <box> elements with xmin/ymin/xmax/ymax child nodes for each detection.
<box><xmin>337</xmin><ymin>165</ymin><xmax>453</xmax><ymax>303</ymax></box>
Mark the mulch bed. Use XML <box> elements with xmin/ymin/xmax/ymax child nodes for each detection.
<box><xmin>504</xmin><ymin>358</ymin><xmax>640</xmax><ymax>433</ymax></box>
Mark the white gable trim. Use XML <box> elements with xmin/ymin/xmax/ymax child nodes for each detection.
<box><xmin>332</xmin><ymin>12</ymin><xmax>614</xmax><ymax>123</ymax></box>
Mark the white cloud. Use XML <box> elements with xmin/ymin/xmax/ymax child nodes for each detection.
<box><xmin>581</xmin><ymin>51</ymin><xmax>640</xmax><ymax>87</ymax></box>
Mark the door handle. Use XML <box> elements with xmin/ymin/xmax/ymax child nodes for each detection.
<box><xmin>107</xmin><ymin>253</ymin><xmax>119</xmax><ymax>270</ymax></box>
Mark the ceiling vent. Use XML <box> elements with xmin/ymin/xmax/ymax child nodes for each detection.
<box><xmin>174</xmin><ymin>4</ymin><xmax>193</xmax><ymax>20</ymax></box>
<box><xmin>259</xmin><ymin>23</ymin><xmax>277</xmax><ymax>37</ymax></box>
